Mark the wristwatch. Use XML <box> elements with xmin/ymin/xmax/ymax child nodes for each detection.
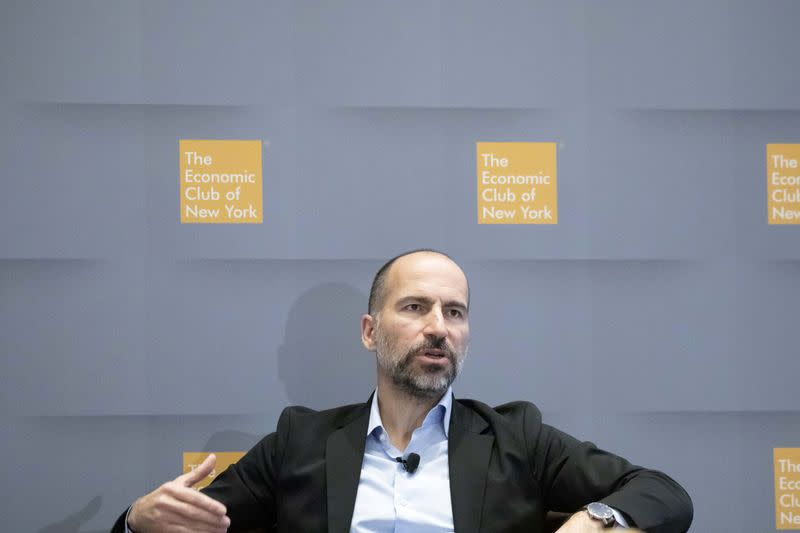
<box><xmin>583</xmin><ymin>502</ymin><xmax>616</xmax><ymax>527</ymax></box>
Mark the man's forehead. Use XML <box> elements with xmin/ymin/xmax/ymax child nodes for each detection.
<box><xmin>385</xmin><ymin>252</ymin><xmax>468</xmax><ymax>301</ymax></box>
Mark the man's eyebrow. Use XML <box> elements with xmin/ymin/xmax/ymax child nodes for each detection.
<box><xmin>396</xmin><ymin>295</ymin><xmax>433</xmax><ymax>306</ymax></box>
<box><xmin>443</xmin><ymin>299</ymin><xmax>468</xmax><ymax>311</ymax></box>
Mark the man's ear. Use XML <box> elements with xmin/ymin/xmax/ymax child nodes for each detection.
<box><xmin>361</xmin><ymin>313</ymin><xmax>377</xmax><ymax>351</ymax></box>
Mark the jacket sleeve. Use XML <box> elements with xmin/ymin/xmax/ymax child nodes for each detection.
<box><xmin>523</xmin><ymin>403</ymin><xmax>693</xmax><ymax>533</ymax></box>
<box><xmin>197</xmin><ymin>407</ymin><xmax>293</xmax><ymax>532</ymax></box>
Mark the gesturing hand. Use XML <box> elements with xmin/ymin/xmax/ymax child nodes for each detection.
<box><xmin>128</xmin><ymin>454</ymin><xmax>230</xmax><ymax>533</ymax></box>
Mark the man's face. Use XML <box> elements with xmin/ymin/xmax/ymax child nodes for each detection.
<box><xmin>365</xmin><ymin>252</ymin><xmax>470</xmax><ymax>399</ymax></box>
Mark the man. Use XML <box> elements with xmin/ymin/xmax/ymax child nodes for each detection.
<box><xmin>114</xmin><ymin>249</ymin><xmax>692</xmax><ymax>533</ymax></box>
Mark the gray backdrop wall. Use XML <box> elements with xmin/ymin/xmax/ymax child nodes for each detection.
<box><xmin>1</xmin><ymin>1</ymin><xmax>799</xmax><ymax>532</ymax></box>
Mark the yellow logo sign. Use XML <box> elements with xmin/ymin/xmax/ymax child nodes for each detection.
<box><xmin>775</xmin><ymin>448</ymin><xmax>800</xmax><ymax>529</ymax></box>
<box><xmin>767</xmin><ymin>144</ymin><xmax>800</xmax><ymax>225</ymax></box>
<box><xmin>477</xmin><ymin>142</ymin><xmax>558</xmax><ymax>225</ymax></box>
<box><xmin>180</xmin><ymin>139</ymin><xmax>263</xmax><ymax>224</ymax></box>
<box><xmin>182</xmin><ymin>451</ymin><xmax>246</xmax><ymax>490</ymax></box>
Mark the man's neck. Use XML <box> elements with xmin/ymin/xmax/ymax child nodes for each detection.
<box><xmin>375</xmin><ymin>379</ymin><xmax>445</xmax><ymax>452</ymax></box>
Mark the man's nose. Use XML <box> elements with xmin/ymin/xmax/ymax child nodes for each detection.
<box><xmin>423</xmin><ymin>309</ymin><xmax>448</xmax><ymax>338</ymax></box>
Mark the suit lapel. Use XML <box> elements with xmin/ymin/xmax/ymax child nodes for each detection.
<box><xmin>449</xmin><ymin>400</ymin><xmax>494</xmax><ymax>533</ymax></box>
<box><xmin>326</xmin><ymin>402</ymin><xmax>370</xmax><ymax>533</ymax></box>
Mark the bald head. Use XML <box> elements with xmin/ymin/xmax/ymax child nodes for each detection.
<box><xmin>368</xmin><ymin>249</ymin><xmax>469</xmax><ymax>316</ymax></box>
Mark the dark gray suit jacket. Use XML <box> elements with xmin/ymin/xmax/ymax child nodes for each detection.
<box><xmin>112</xmin><ymin>397</ymin><xmax>692</xmax><ymax>533</ymax></box>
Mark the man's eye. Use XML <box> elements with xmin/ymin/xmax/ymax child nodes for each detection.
<box><xmin>448</xmin><ymin>309</ymin><xmax>463</xmax><ymax>318</ymax></box>
<box><xmin>405</xmin><ymin>304</ymin><xmax>421</xmax><ymax>311</ymax></box>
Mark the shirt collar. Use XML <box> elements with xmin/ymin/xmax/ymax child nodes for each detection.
<box><xmin>367</xmin><ymin>385</ymin><xmax>453</xmax><ymax>438</ymax></box>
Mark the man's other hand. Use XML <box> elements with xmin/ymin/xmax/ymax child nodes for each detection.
<box><xmin>554</xmin><ymin>510</ymin><xmax>644</xmax><ymax>532</ymax></box>
<box><xmin>128</xmin><ymin>454</ymin><xmax>230</xmax><ymax>533</ymax></box>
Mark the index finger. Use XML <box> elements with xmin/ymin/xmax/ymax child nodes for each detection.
<box><xmin>171</xmin><ymin>484</ymin><xmax>228</xmax><ymax>517</ymax></box>
<box><xmin>177</xmin><ymin>453</ymin><xmax>217</xmax><ymax>487</ymax></box>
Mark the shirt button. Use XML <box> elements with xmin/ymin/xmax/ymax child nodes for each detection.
<box><xmin>398</xmin><ymin>498</ymin><xmax>408</xmax><ymax>507</ymax></box>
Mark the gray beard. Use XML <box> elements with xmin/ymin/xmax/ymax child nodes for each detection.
<box><xmin>375</xmin><ymin>334</ymin><xmax>466</xmax><ymax>399</ymax></box>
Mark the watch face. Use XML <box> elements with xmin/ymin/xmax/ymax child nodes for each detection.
<box><xmin>587</xmin><ymin>502</ymin><xmax>614</xmax><ymax>520</ymax></box>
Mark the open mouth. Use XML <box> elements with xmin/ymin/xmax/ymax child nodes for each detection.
<box><xmin>417</xmin><ymin>349</ymin><xmax>448</xmax><ymax>362</ymax></box>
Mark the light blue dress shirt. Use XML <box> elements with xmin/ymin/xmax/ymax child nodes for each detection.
<box><xmin>348</xmin><ymin>388</ymin><xmax>628</xmax><ymax>532</ymax></box>
<box><xmin>350</xmin><ymin>387</ymin><xmax>455</xmax><ymax>533</ymax></box>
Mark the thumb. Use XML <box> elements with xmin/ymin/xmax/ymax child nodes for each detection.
<box><xmin>179</xmin><ymin>453</ymin><xmax>216</xmax><ymax>487</ymax></box>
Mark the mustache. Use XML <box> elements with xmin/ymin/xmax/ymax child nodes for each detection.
<box><xmin>405</xmin><ymin>337</ymin><xmax>456</xmax><ymax>361</ymax></box>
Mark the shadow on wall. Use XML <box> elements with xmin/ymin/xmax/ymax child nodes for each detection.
<box><xmin>37</xmin><ymin>285</ymin><xmax>370</xmax><ymax>533</ymax></box>
<box><xmin>37</xmin><ymin>495</ymin><xmax>105</xmax><ymax>533</ymax></box>
<box><xmin>203</xmin><ymin>429</ymin><xmax>261</xmax><ymax>452</ymax></box>
<box><xmin>278</xmin><ymin>282</ymin><xmax>374</xmax><ymax>409</ymax></box>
